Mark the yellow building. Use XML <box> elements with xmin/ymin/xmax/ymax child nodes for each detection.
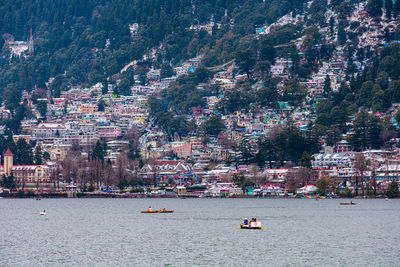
<box><xmin>1</xmin><ymin>148</ymin><xmax>51</xmax><ymax>188</ymax></box>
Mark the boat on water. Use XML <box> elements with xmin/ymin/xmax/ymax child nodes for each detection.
<box><xmin>141</xmin><ymin>210</ymin><xmax>174</xmax><ymax>213</ymax></box>
<box><xmin>40</xmin><ymin>210</ymin><xmax>47</xmax><ymax>215</ymax></box>
<box><xmin>240</xmin><ymin>221</ymin><xmax>262</xmax><ymax>230</ymax></box>
<box><xmin>340</xmin><ymin>202</ymin><xmax>356</xmax><ymax>205</ymax></box>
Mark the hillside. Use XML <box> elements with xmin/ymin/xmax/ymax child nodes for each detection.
<box><xmin>1</xmin><ymin>0</ymin><xmax>400</xmax><ymax>160</ymax></box>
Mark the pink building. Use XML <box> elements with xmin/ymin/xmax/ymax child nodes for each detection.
<box><xmin>97</xmin><ymin>126</ymin><xmax>122</xmax><ymax>138</ymax></box>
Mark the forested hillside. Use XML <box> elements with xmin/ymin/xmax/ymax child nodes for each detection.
<box><xmin>0</xmin><ymin>0</ymin><xmax>304</xmax><ymax>99</ymax></box>
<box><xmin>2</xmin><ymin>0</ymin><xmax>400</xmax><ymax>156</ymax></box>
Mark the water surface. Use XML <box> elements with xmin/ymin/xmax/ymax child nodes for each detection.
<box><xmin>0</xmin><ymin>198</ymin><xmax>399</xmax><ymax>266</ymax></box>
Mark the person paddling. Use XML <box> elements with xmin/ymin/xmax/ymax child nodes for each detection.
<box><xmin>148</xmin><ymin>206</ymin><xmax>153</xmax><ymax>212</ymax></box>
<box><xmin>243</xmin><ymin>218</ymin><xmax>248</xmax><ymax>225</ymax></box>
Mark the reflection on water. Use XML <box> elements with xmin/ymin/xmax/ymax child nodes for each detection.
<box><xmin>0</xmin><ymin>198</ymin><xmax>399</xmax><ymax>266</ymax></box>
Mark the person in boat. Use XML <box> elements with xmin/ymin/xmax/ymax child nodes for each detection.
<box><xmin>162</xmin><ymin>208</ymin><xmax>166</xmax><ymax>211</ymax></box>
<box><xmin>148</xmin><ymin>206</ymin><xmax>153</xmax><ymax>212</ymax></box>
<box><xmin>243</xmin><ymin>218</ymin><xmax>248</xmax><ymax>225</ymax></box>
<box><xmin>350</xmin><ymin>201</ymin><xmax>354</xmax><ymax>204</ymax></box>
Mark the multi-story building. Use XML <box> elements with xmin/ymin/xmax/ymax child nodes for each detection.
<box><xmin>0</xmin><ymin>148</ymin><xmax>51</xmax><ymax>189</ymax></box>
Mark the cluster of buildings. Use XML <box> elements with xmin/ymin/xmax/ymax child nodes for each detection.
<box><xmin>1</xmin><ymin>1</ymin><xmax>400</xmax><ymax>196</ymax></box>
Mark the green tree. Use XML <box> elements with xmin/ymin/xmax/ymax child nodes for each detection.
<box><xmin>15</xmin><ymin>139</ymin><xmax>33</xmax><ymax>165</ymax></box>
<box><xmin>323</xmin><ymin>75</ymin><xmax>331</xmax><ymax>96</ymax></box>
<box><xmin>1</xmin><ymin>173</ymin><xmax>16</xmax><ymax>190</ymax></box>
<box><xmin>202</xmin><ymin>116</ymin><xmax>226</xmax><ymax>136</ymax></box>
<box><xmin>351</xmin><ymin>111</ymin><xmax>382</xmax><ymax>151</ymax></box>
<box><xmin>34</xmin><ymin>146</ymin><xmax>43</xmax><ymax>165</ymax></box>
<box><xmin>37</xmin><ymin>101</ymin><xmax>47</xmax><ymax>118</ymax></box>
<box><xmin>385</xmin><ymin>0</ymin><xmax>393</xmax><ymax>18</ymax></box>
<box><xmin>92</xmin><ymin>140</ymin><xmax>104</xmax><ymax>161</ymax></box>
<box><xmin>316</xmin><ymin>176</ymin><xmax>333</xmax><ymax>196</ymax></box>
<box><xmin>386</xmin><ymin>181</ymin><xmax>399</xmax><ymax>198</ymax></box>
<box><xmin>102</xmin><ymin>79</ymin><xmax>109</xmax><ymax>94</ymax></box>
<box><xmin>337</xmin><ymin>21</ymin><xmax>347</xmax><ymax>45</ymax></box>
<box><xmin>235</xmin><ymin>49</ymin><xmax>256</xmax><ymax>79</ymax></box>
<box><xmin>299</xmin><ymin>151</ymin><xmax>314</xmax><ymax>169</ymax></box>
<box><xmin>367</xmin><ymin>0</ymin><xmax>383</xmax><ymax>17</ymax></box>
<box><xmin>160</xmin><ymin>63</ymin><xmax>175</xmax><ymax>78</ymax></box>
<box><xmin>394</xmin><ymin>0</ymin><xmax>400</xmax><ymax>17</ymax></box>
<box><xmin>233</xmin><ymin>171</ymin><xmax>254</xmax><ymax>191</ymax></box>
<box><xmin>98</xmin><ymin>99</ymin><xmax>106</xmax><ymax>112</ymax></box>
<box><xmin>260</xmin><ymin>39</ymin><xmax>276</xmax><ymax>64</ymax></box>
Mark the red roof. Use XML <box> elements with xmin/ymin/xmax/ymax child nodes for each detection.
<box><xmin>4</xmin><ymin>148</ymin><xmax>13</xmax><ymax>156</ymax></box>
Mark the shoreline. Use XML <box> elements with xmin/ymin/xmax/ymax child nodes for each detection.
<box><xmin>0</xmin><ymin>192</ymin><xmax>394</xmax><ymax>199</ymax></box>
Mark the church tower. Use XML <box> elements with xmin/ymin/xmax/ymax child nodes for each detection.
<box><xmin>4</xmin><ymin>148</ymin><xmax>14</xmax><ymax>176</ymax></box>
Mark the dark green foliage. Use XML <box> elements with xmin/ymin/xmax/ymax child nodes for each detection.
<box><xmin>394</xmin><ymin>0</ymin><xmax>400</xmax><ymax>17</ymax></box>
<box><xmin>385</xmin><ymin>0</ymin><xmax>393</xmax><ymax>18</ymax></box>
<box><xmin>202</xmin><ymin>116</ymin><xmax>225</xmax><ymax>136</ymax></box>
<box><xmin>92</xmin><ymin>140</ymin><xmax>104</xmax><ymax>161</ymax></box>
<box><xmin>233</xmin><ymin>171</ymin><xmax>254</xmax><ymax>191</ymax></box>
<box><xmin>235</xmin><ymin>49</ymin><xmax>256</xmax><ymax>79</ymax></box>
<box><xmin>323</xmin><ymin>75</ymin><xmax>331</xmax><ymax>96</ymax></box>
<box><xmin>282</xmin><ymin>79</ymin><xmax>307</xmax><ymax>106</ymax></box>
<box><xmin>316</xmin><ymin>176</ymin><xmax>331</xmax><ymax>196</ymax></box>
<box><xmin>97</xmin><ymin>99</ymin><xmax>106</xmax><ymax>112</ymax></box>
<box><xmin>15</xmin><ymin>138</ymin><xmax>34</xmax><ymax>165</ymax></box>
<box><xmin>1</xmin><ymin>174</ymin><xmax>16</xmax><ymax>189</ymax></box>
<box><xmin>34</xmin><ymin>145</ymin><xmax>42</xmax><ymax>165</ymax></box>
<box><xmin>386</xmin><ymin>181</ymin><xmax>399</xmax><ymax>198</ymax></box>
<box><xmin>367</xmin><ymin>0</ymin><xmax>383</xmax><ymax>17</ymax></box>
<box><xmin>300</xmin><ymin>151</ymin><xmax>314</xmax><ymax>169</ymax></box>
<box><xmin>36</xmin><ymin>101</ymin><xmax>47</xmax><ymax>117</ymax></box>
<box><xmin>256</xmin><ymin>126</ymin><xmax>320</xmax><ymax>167</ymax></box>
<box><xmin>337</xmin><ymin>21</ymin><xmax>347</xmax><ymax>45</ymax></box>
<box><xmin>350</xmin><ymin>111</ymin><xmax>382</xmax><ymax>151</ymax></box>
<box><xmin>160</xmin><ymin>63</ymin><xmax>174</xmax><ymax>79</ymax></box>
<box><xmin>219</xmin><ymin>90</ymin><xmax>253</xmax><ymax>114</ymax></box>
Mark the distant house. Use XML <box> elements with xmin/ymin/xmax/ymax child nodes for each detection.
<box><xmin>139</xmin><ymin>160</ymin><xmax>193</xmax><ymax>184</ymax></box>
<box><xmin>33</xmin><ymin>123</ymin><xmax>67</xmax><ymax>139</ymax></box>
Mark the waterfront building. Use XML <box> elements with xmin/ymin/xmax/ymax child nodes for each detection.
<box><xmin>0</xmin><ymin>148</ymin><xmax>51</xmax><ymax>189</ymax></box>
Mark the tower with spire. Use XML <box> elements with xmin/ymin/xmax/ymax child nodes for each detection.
<box><xmin>4</xmin><ymin>148</ymin><xmax>14</xmax><ymax>176</ymax></box>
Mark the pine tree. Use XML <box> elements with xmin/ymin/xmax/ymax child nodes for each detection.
<box><xmin>92</xmin><ymin>141</ymin><xmax>104</xmax><ymax>161</ymax></box>
<box><xmin>394</xmin><ymin>0</ymin><xmax>400</xmax><ymax>17</ymax></box>
<box><xmin>385</xmin><ymin>0</ymin><xmax>393</xmax><ymax>18</ymax></box>
<box><xmin>367</xmin><ymin>0</ymin><xmax>383</xmax><ymax>17</ymax></box>
<box><xmin>323</xmin><ymin>75</ymin><xmax>331</xmax><ymax>96</ymax></box>
<box><xmin>337</xmin><ymin>21</ymin><xmax>347</xmax><ymax>45</ymax></box>
<box><xmin>387</xmin><ymin>181</ymin><xmax>399</xmax><ymax>198</ymax></box>
<box><xmin>34</xmin><ymin>146</ymin><xmax>43</xmax><ymax>165</ymax></box>
<box><xmin>102</xmin><ymin>79</ymin><xmax>109</xmax><ymax>94</ymax></box>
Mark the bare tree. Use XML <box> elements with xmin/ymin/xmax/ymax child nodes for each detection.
<box><xmin>285</xmin><ymin>168</ymin><xmax>300</xmax><ymax>194</ymax></box>
<box><xmin>115</xmin><ymin>154</ymin><xmax>129</xmax><ymax>187</ymax></box>
<box><xmin>295</xmin><ymin>167</ymin><xmax>313</xmax><ymax>187</ymax></box>
<box><xmin>103</xmin><ymin>160</ymin><xmax>114</xmax><ymax>189</ymax></box>
<box><xmin>354</xmin><ymin>153</ymin><xmax>367</xmax><ymax>196</ymax></box>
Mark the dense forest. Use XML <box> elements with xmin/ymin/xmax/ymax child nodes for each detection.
<box><xmin>0</xmin><ymin>0</ymin><xmax>305</xmax><ymax>99</ymax></box>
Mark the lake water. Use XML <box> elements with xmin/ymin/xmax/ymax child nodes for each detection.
<box><xmin>0</xmin><ymin>198</ymin><xmax>399</xmax><ymax>266</ymax></box>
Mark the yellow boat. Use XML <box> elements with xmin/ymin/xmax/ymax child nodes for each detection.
<box><xmin>141</xmin><ymin>210</ymin><xmax>174</xmax><ymax>213</ymax></box>
<box><xmin>340</xmin><ymin>202</ymin><xmax>356</xmax><ymax>205</ymax></box>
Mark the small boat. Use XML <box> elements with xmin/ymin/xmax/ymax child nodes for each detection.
<box><xmin>385</xmin><ymin>198</ymin><xmax>389</xmax><ymax>201</ymax></box>
<box><xmin>240</xmin><ymin>221</ymin><xmax>262</xmax><ymax>230</ymax></box>
<box><xmin>141</xmin><ymin>210</ymin><xmax>174</xmax><ymax>213</ymax></box>
<box><xmin>40</xmin><ymin>211</ymin><xmax>47</xmax><ymax>215</ymax></box>
<box><xmin>340</xmin><ymin>202</ymin><xmax>356</xmax><ymax>205</ymax></box>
